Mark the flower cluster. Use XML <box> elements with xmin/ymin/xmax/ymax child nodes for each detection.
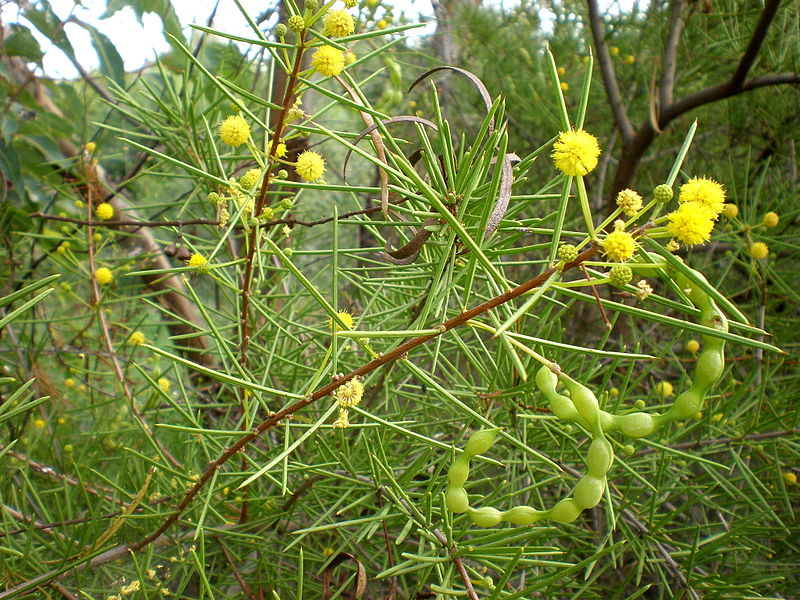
<box><xmin>95</xmin><ymin>202</ymin><xmax>114</xmax><ymax>221</ymax></box>
<box><xmin>219</xmin><ymin>115</ymin><xmax>250</xmax><ymax>147</ymax></box>
<box><xmin>324</xmin><ymin>10</ymin><xmax>355</xmax><ymax>37</ymax></box>
<box><xmin>678</xmin><ymin>177</ymin><xmax>725</xmax><ymax>215</ymax></box>
<box><xmin>668</xmin><ymin>203</ymin><xmax>716</xmax><ymax>246</ymax></box>
<box><xmin>602</xmin><ymin>221</ymin><xmax>636</xmax><ymax>262</ymax></box>
<box><xmin>295</xmin><ymin>150</ymin><xmax>326</xmax><ymax>181</ymax></box>
<box><xmin>312</xmin><ymin>45</ymin><xmax>345</xmax><ymax>77</ymax></box>
<box><xmin>616</xmin><ymin>188</ymin><xmax>642</xmax><ymax>217</ymax></box>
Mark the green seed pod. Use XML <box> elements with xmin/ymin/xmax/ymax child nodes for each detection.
<box><xmin>572</xmin><ymin>475</ymin><xmax>605</xmax><ymax>509</ymax></box>
<box><xmin>468</xmin><ymin>506</ymin><xmax>503</xmax><ymax>528</ymax></box>
<box><xmin>694</xmin><ymin>349</ymin><xmax>724</xmax><ymax>388</ymax></box>
<box><xmin>447</xmin><ymin>458</ymin><xmax>470</xmax><ymax>487</ymax></box>
<box><xmin>275</xmin><ymin>23</ymin><xmax>288</xmax><ymax>37</ymax></box>
<box><xmin>653</xmin><ymin>184</ymin><xmax>673</xmax><ymax>203</ymax></box>
<box><xmin>550</xmin><ymin>498</ymin><xmax>581</xmax><ymax>523</ymax></box>
<box><xmin>617</xmin><ymin>412</ymin><xmax>655</xmax><ymax>438</ymax></box>
<box><xmin>504</xmin><ymin>505</ymin><xmax>544</xmax><ymax>526</ymax></box>
<box><xmin>562</xmin><ymin>378</ymin><xmax>599</xmax><ymax>424</ymax></box>
<box><xmin>586</xmin><ymin>437</ymin><xmax>614</xmax><ymax>477</ymax></box>
<box><xmin>557</xmin><ymin>243</ymin><xmax>579</xmax><ymax>264</ymax></box>
<box><xmin>549</xmin><ymin>393</ymin><xmax>581</xmax><ymax>421</ymax></box>
<box><xmin>445</xmin><ymin>486</ymin><xmax>469</xmax><ymax>513</ymax></box>
<box><xmin>671</xmin><ymin>389</ymin><xmax>703</xmax><ymax>419</ymax></box>
<box><xmin>463</xmin><ymin>428</ymin><xmax>499</xmax><ymax>457</ymax></box>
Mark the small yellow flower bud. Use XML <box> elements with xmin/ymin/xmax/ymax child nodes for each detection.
<box><xmin>762</xmin><ymin>211</ymin><xmax>779</xmax><ymax>227</ymax></box>
<box><xmin>749</xmin><ymin>242</ymin><xmax>768</xmax><ymax>259</ymax></box>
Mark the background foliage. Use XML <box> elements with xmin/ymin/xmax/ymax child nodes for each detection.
<box><xmin>0</xmin><ymin>0</ymin><xmax>798</xmax><ymax>598</ymax></box>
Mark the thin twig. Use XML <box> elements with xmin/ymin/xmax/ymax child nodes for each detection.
<box><xmin>659</xmin><ymin>0</ymin><xmax>686</xmax><ymax>111</ymax></box>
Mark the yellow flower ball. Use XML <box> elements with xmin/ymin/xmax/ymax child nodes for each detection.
<box><xmin>330</xmin><ymin>310</ymin><xmax>354</xmax><ymax>332</ymax></box>
<box><xmin>311</xmin><ymin>45</ymin><xmax>345</xmax><ymax>77</ymax></box>
<box><xmin>269</xmin><ymin>139</ymin><xmax>287</xmax><ymax>158</ymax></box>
<box><xmin>602</xmin><ymin>228</ymin><xmax>636</xmax><ymax>262</ymax></box>
<box><xmin>295</xmin><ymin>150</ymin><xmax>326</xmax><ymax>181</ymax></box>
<box><xmin>679</xmin><ymin>177</ymin><xmax>725</xmax><ymax>215</ymax></box>
<box><xmin>84</xmin><ymin>141</ymin><xmax>96</xmax><ymax>153</ymax></box>
<box><xmin>324</xmin><ymin>10</ymin><xmax>355</xmax><ymax>37</ymax></box>
<box><xmin>559</xmin><ymin>81</ymin><xmax>569</xmax><ymax>92</ymax></box>
<box><xmin>219</xmin><ymin>115</ymin><xmax>250</xmax><ymax>147</ymax></box>
<box><xmin>332</xmin><ymin>407</ymin><xmax>350</xmax><ymax>429</ymax></box>
<box><xmin>552</xmin><ymin>129</ymin><xmax>601</xmax><ymax>177</ymax></box>
<box><xmin>158</xmin><ymin>377</ymin><xmax>171</xmax><ymax>393</ymax></box>
<box><xmin>33</xmin><ymin>418</ymin><xmax>46</xmax><ymax>429</ymax></box>
<box><xmin>376</xmin><ymin>19</ymin><xmax>388</xmax><ymax>29</ymax></box>
<box><xmin>722</xmin><ymin>203</ymin><xmax>739</xmax><ymax>218</ymax></box>
<box><xmin>749</xmin><ymin>242</ymin><xmax>768</xmax><ymax>259</ymax></box>
<box><xmin>557</xmin><ymin>66</ymin><xmax>566</xmax><ymax>76</ymax></box>
<box><xmin>624</xmin><ymin>54</ymin><xmax>636</xmax><ymax>64</ymax></box>
<box><xmin>667</xmin><ymin>202</ymin><xmax>716</xmax><ymax>246</ymax></box>
<box><xmin>129</xmin><ymin>331</ymin><xmax>146</xmax><ymax>346</ymax></box>
<box><xmin>95</xmin><ymin>267</ymin><xmax>113</xmax><ymax>285</ymax></box>
<box><xmin>763</xmin><ymin>211</ymin><xmax>779</xmax><ymax>227</ymax></box>
<box><xmin>336</xmin><ymin>378</ymin><xmax>364</xmax><ymax>408</ymax></box>
<box><xmin>655</xmin><ymin>381</ymin><xmax>674</xmax><ymax>398</ymax></box>
<box><xmin>189</xmin><ymin>253</ymin><xmax>210</xmax><ymax>272</ymax></box>
<box><xmin>65</xmin><ymin>377</ymin><xmax>75</xmax><ymax>389</ymax></box>
<box><xmin>783</xmin><ymin>471</ymin><xmax>798</xmax><ymax>485</ymax></box>
<box><xmin>685</xmin><ymin>339</ymin><xmax>700</xmax><ymax>353</ymax></box>
<box><xmin>609</xmin><ymin>46</ymin><xmax>620</xmax><ymax>56</ymax></box>
<box><xmin>616</xmin><ymin>188</ymin><xmax>643</xmax><ymax>217</ymax></box>
<box><xmin>95</xmin><ymin>202</ymin><xmax>114</xmax><ymax>221</ymax></box>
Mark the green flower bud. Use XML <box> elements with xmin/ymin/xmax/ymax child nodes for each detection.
<box><xmin>653</xmin><ymin>184</ymin><xmax>673</xmax><ymax>203</ymax></box>
<box><xmin>280</xmin><ymin>197</ymin><xmax>294</xmax><ymax>210</ymax></box>
<box><xmin>557</xmin><ymin>243</ymin><xmax>579</xmax><ymax>264</ymax></box>
<box><xmin>622</xmin><ymin>444</ymin><xmax>635</xmax><ymax>456</ymax></box>
<box><xmin>208</xmin><ymin>191</ymin><xmax>220</xmax><ymax>204</ymax></box>
<box><xmin>609</xmin><ymin>263</ymin><xmax>633</xmax><ymax>288</ymax></box>
<box><xmin>288</xmin><ymin>15</ymin><xmax>305</xmax><ymax>32</ymax></box>
<box><xmin>633</xmin><ymin>399</ymin><xmax>646</xmax><ymax>410</ymax></box>
<box><xmin>284</xmin><ymin>247</ymin><xmax>294</xmax><ymax>258</ymax></box>
<box><xmin>275</xmin><ymin>23</ymin><xmax>288</xmax><ymax>37</ymax></box>
<box><xmin>277</xmin><ymin>169</ymin><xmax>289</xmax><ymax>179</ymax></box>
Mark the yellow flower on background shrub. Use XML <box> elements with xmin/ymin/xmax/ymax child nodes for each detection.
<box><xmin>763</xmin><ymin>211</ymin><xmax>779</xmax><ymax>227</ymax></box>
<box><xmin>668</xmin><ymin>202</ymin><xmax>716</xmax><ymax>245</ymax></box>
<box><xmin>749</xmin><ymin>242</ymin><xmax>768</xmax><ymax>259</ymax></box>
<box><xmin>312</xmin><ymin>46</ymin><xmax>345</xmax><ymax>77</ymax></box>
<box><xmin>324</xmin><ymin>10</ymin><xmax>355</xmax><ymax>37</ymax></box>
<box><xmin>219</xmin><ymin>115</ymin><xmax>250</xmax><ymax>147</ymax></box>
<box><xmin>129</xmin><ymin>331</ymin><xmax>145</xmax><ymax>346</ymax></box>
<box><xmin>679</xmin><ymin>177</ymin><xmax>725</xmax><ymax>215</ymax></box>
<box><xmin>95</xmin><ymin>267</ymin><xmax>113</xmax><ymax>285</ymax></box>
<box><xmin>330</xmin><ymin>310</ymin><xmax>354</xmax><ymax>331</ymax></box>
<box><xmin>552</xmin><ymin>129</ymin><xmax>600</xmax><ymax>177</ymax></box>
<box><xmin>295</xmin><ymin>150</ymin><xmax>326</xmax><ymax>181</ymax></box>
<box><xmin>95</xmin><ymin>202</ymin><xmax>114</xmax><ymax>221</ymax></box>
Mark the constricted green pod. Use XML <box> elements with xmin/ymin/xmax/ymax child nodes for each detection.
<box><xmin>467</xmin><ymin>506</ymin><xmax>503</xmax><ymax>527</ymax></box>
<box><xmin>616</xmin><ymin>412</ymin><xmax>655</xmax><ymax>438</ymax></box>
<box><xmin>448</xmin><ymin>458</ymin><xmax>470</xmax><ymax>487</ymax></box>
<box><xmin>446</xmin><ymin>486</ymin><xmax>469</xmax><ymax>513</ymax></box>
<box><xmin>503</xmin><ymin>505</ymin><xmax>546</xmax><ymax>526</ymax></box>
<box><xmin>464</xmin><ymin>428</ymin><xmax>500</xmax><ymax>457</ymax></box>
<box><xmin>572</xmin><ymin>475</ymin><xmax>605</xmax><ymax>509</ymax></box>
<box><xmin>586</xmin><ymin>437</ymin><xmax>614</xmax><ymax>477</ymax></box>
<box><xmin>550</xmin><ymin>499</ymin><xmax>581</xmax><ymax>523</ymax></box>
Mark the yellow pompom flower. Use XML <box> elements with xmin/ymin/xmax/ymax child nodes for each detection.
<box><xmin>749</xmin><ymin>242</ymin><xmax>768</xmax><ymax>259</ymax></box>
<box><xmin>295</xmin><ymin>150</ymin><xmax>326</xmax><ymax>181</ymax></box>
<box><xmin>311</xmin><ymin>45</ymin><xmax>345</xmax><ymax>77</ymax></box>
<box><xmin>679</xmin><ymin>177</ymin><xmax>725</xmax><ymax>215</ymax></box>
<box><xmin>95</xmin><ymin>267</ymin><xmax>113</xmax><ymax>285</ymax></box>
<box><xmin>129</xmin><ymin>331</ymin><xmax>146</xmax><ymax>346</ymax></box>
<box><xmin>269</xmin><ymin>140</ymin><xmax>287</xmax><ymax>158</ymax></box>
<box><xmin>624</xmin><ymin>54</ymin><xmax>636</xmax><ymax>64</ymax></box>
<box><xmin>332</xmin><ymin>407</ymin><xmax>350</xmax><ymax>429</ymax></box>
<box><xmin>685</xmin><ymin>339</ymin><xmax>700</xmax><ymax>353</ymax></box>
<box><xmin>722</xmin><ymin>203</ymin><xmax>739</xmax><ymax>218</ymax></box>
<box><xmin>95</xmin><ymin>202</ymin><xmax>114</xmax><ymax>221</ymax></box>
<box><xmin>219</xmin><ymin>115</ymin><xmax>250</xmax><ymax>147</ymax></box>
<box><xmin>376</xmin><ymin>19</ymin><xmax>388</xmax><ymax>29</ymax></box>
<box><xmin>602</xmin><ymin>222</ymin><xmax>636</xmax><ymax>262</ymax></box>
<box><xmin>763</xmin><ymin>211</ymin><xmax>779</xmax><ymax>227</ymax></box>
<box><xmin>655</xmin><ymin>381</ymin><xmax>674</xmax><ymax>398</ymax></box>
<box><xmin>667</xmin><ymin>202</ymin><xmax>716</xmax><ymax>246</ymax></box>
<box><xmin>158</xmin><ymin>377</ymin><xmax>171</xmax><ymax>393</ymax></box>
<box><xmin>336</xmin><ymin>378</ymin><xmax>364</xmax><ymax>408</ymax></box>
<box><xmin>784</xmin><ymin>471</ymin><xmax>797</xmax><ymax>485</ymax></box>
<box><xmin>616</xmin><ymin>188</ymin><xmax>643</xmax><ymax>217</ymax></box>
<box><xmin>552</xmin><ymin>129</ymin><xmax>601</xmax><ymax>177</ymax></box>
<box><xmin>330</xmin><ymin>310</ymin><xmax>354</xmax><ymax>331</ymax></box>
<box><xmin>84</xmin><ymin>141</ymin><xmax>96</xmax><ymax>153</ymax></box>
<box><xmin>33</xmin><ymin>418</ymin><xmax>46</xmax><ymax>429</ymax></box>
<box><xmin>189</xmin><ymin>253</ymin><xmax>210</xmax><ymax>272</ymax></box>
<box><xmin>609</xmin><ymin>46</ymin><xmax>620</xmax><ymax>56</ymax></box>
<box><xmin>324</xmin><ymin>10</ymin><xmax>355</xmax><ymax>37</ymax></box>
<box><xmin>65</xmin><ymin>378</ymin><xmax>75</xmax><ymax>389</ymax></box>
<box><xmin>559</xmin><ymin>81</ymin><xmax>569</xmax><ymax>92</ymax></box>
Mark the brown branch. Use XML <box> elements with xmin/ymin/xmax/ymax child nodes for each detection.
<box><xmin>634</xmin><ymin>427</ymin><xmax>799</xmax><ymax>456</ymax></box>
<box><xmin>730</xmin><ymin>0</ymin><xmax>782</xmax><ymax>90</ymax></box>
<box><xmin>586</xmin><ymin>0</ymin><xmax>634</xmax><ymax>143</ymax></box>
<box><xmin>659</xmin><ymin>0</ymin><xmax>686</xmax><ymax>111</ymax></box>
